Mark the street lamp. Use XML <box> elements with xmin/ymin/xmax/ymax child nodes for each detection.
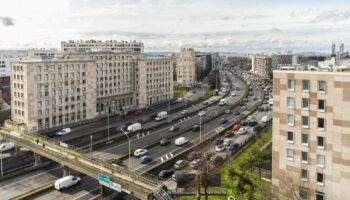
<box><xmin>192</xmin><ymin>104</ymin><xmax>202</xmax><ymax>143</ymax></box>
<box><xmin>90</xmin><ymin>135</ymin><xmax>93</xmax><ymax>159</ymax></box>
<box><xmin>120</xmin><ymin>128</ymin><xmax>138</xmax><ymax>171</ymax></box>
<box><xmin>106</xmin><ymin>106</ymin><xmax>111</xmax><ymax>144</ymax></box>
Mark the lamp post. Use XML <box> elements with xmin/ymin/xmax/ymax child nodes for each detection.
<box><xmin>120</xmin><ymin>128</ymin><xmax>132</xmax><ymax>171</ymax></box>
<box><xmin>192</xmin><ymin>104</ymin><xmax>202</xmax><ymax>143</ymax></box>
<box><xmin>106</xmin><ymin>106</ymin><xmax>111</xmax><ymax>143</ymax></box>
<box><xmin>90</xmin><ymin>135</ymin><xmax>93</xmax><ymax>159</ymax></box>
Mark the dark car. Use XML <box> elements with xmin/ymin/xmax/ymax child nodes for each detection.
<box><xmin>160</xmin><ymin>138</ymin><xmax>171</xmax><ymax>146</ymax></box>
<box><xmin>169</xmin><ymin>125</ymin><xmax>179</xmax><ymax>132</ymax></box>
<box><xmin>224</xmin><ymin>130</ymin><xmax>234</xmax><ymax>137</ymax></box>
<box><xmin>220</xmin><ymin>118</ymin><xmax>228</xmax><ymax>124</ymax></box>
<box><xmin>253</xmin><ymin>97</ymin><xmax>258</xmax><ymax>100</ymax></box>
<box><xmin>240</xmin><ymin>120</ymin><xmax>248</xmax><ymax>126</ymax></box>
<box><xmin>149</xmin><ymin>114</ymin><xmax>157</xmax><ymax>120</ymax></box>
<box><xmin>265</xmin><ymin>106</ymin><xmax>272</xmax><ymax>111</ymax></box>
<box><xmin>158</xmin><ymin>169</ymin><xmax>175</xmax><ymax>179</ymax></box>
<box><xmin>229</xmin><ymin>143</ymin><xmax>240</xmax><ymax>151</ymax></box>
<box><xmin>258</xmin><ymin>106</ymin><xmax>265</xmax><ymax>112</ymax></box>
<box><xmin>203</xmin><ymin>101</ymin><xmax>209</xmax><ymax>105</ymax></box>
<box><xmin>170</xmin><ymin>99</ymin><xmax>177</xmax><ymax>105</ymax></box>
<box><xmin>213</xmin><ymin>138</ymin><xmax>224</xmax><ymax>145</ymax></box>
<box><xmin>140</xmin><ymin>155</ymin><xmax>152</xmax><ymax>164</ymax></box>
<box><xmin>187</xmin><ymin>152</ymin><xmax>201</xmax><ymax>161</ymax></box>
<box><xmin>253</xmin><ymin>125</ymin><xmax>261</xmax><ymax>132</ymax></box>
<box><xmin>107</xmin><ymin>158</ymin><xmax>124</xmax><ymax>167</ymax></box>
<box><xmin>48</xmin><ymin>132</ymin><xmax>56</xmax><ymax>138</ymax></box>
<box><xmin>192</xmin><ymin>125</ymin><xmax>200</xmax><ymax>132</ymax></box>
<box><xmin>243</xmin><ymin>98</ymin><xmax>249</xmax><ymax>102</ymax></box>
<box><xmin>248</xmin><ymin>119</ymin><xmax>258</xmax><ymax>127</ymax></box>
<box><xmin>210</xmin><ymin>155</ymin><xmax>224</xmax><ymax>166</ymax></box>
<box><xmin>239</xmin><ymin>102</ymin><xmax>245</xmax><ymax>106</ymax></box>
<box><xmin>233</xmin><ymin>111</ymin><xmax>240</xmax><ymax>115</ymax></box>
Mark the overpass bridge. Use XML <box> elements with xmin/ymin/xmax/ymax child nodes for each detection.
<box><xmin>0</xmin><ymin>128</ymin><xmax>171</xmax><ymax>200</ymax></box>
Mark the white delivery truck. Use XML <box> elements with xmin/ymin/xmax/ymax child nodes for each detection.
<box><xmin>155</xmin><ymin>111</ymin><xmax>167</xmax><ymax>121</ymax></box>
<box><xmin>55</xmin><ymin>175</ymin><xmax>81</xmax><ymax>190</ymax></box>
<box><xmin>219</xmin><ymin>99</ymin><xmax>227</xmax><ymax>106</ymax></box>
<box><xmin>127</xmin><ymin>123</ymin><xmax>142</xmax><ymax>133</ymax></box>
<box><xmin>0</xmin><ymin>142</ymin><xmax>14</xmax><ymax>151</ymax></box>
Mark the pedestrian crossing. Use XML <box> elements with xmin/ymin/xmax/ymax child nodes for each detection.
<box><xmin>215</xmin><ymin>126</ymin><xmax>225</xmax><ymax>133</ymax></box>
<box><xmin>160</xmin><ymin>152</ymin><xmax>174</xmax><ymax>163</ymax></box>
<box><xmin>179</xmin><ymin>116</ymin><xmax>191</xmax><ymax>122</ymax></box>
<box><xmin>136</xmin><ymin>131</ymin><xmax>150</xmax><ymax>139</ymax></box>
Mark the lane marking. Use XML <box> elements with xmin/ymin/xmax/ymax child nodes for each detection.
<box><xmin>170</xmin><ymin>153</ymin><xmax>174</xmax><ymax>157</ymax></box>
<box><xmin>165</xmin><ymin>155</ymin><xmax>169</xmax><ymax>160</ymax></box>
<box><xmin>160</xmin><ymin>157</ymin><xmax>164</xmax><ymax>163</ymax></box>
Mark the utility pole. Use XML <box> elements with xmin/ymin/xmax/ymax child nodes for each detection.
<box><xmin>90</xmin><ymin>135</ymin><xmax>93</xmax><ymax>159</ymax></box>
<box><xmin>0</xmin><ymin>148</ymin><xmax>2</xmax><ymax>177</ymax></box>
<box><xmin>168</xmin><ymin>99</ymin><xmax>171</xmax><ymax>123</ymax></box>
<box><xmin>216</xmin><ymin>72</ymin><xmax>218</xmax><ymax>90</ymax></box>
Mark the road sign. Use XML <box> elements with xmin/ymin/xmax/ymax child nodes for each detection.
<box><xmin>98</xmin><ymin>173</ymin><xmax>110</xmax><ymax>184</ymax></box>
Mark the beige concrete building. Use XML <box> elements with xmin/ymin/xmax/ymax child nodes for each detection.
<box><xmin>272</xmin><ymin>70</ymin><xmax>350</xmax><ymax>200</ymax></box>
<box><xmin>176</xmin><ymin>48</ymin><xmax>196</xmax><ymax>87</ymax></box>
<box><xmin>10</xmin><ymin>59</ymin><xmax>97</xmax><ymax>133</ymax></box>
<box><xmin>255</xmin><ymin>55</ymin><xmax>272</xmax><ymax>78</ymax></box>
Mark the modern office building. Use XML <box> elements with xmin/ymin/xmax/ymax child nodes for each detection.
<box><xmin>255</xmin><ymin>55</ymin><xmax>272</xmax><ymax>78</ymax></box>
<box><xmin>272</xmin><ymin>70</ymin><xmax>350</xmax><ymax>200</ymax></box>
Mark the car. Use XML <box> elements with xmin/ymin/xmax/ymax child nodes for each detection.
<box><xmin>199</xmin><ymin>111</ymin><xmax>206</xmax><ymax>116</ymax></box>
<box><xmin>247</xmin><ymin>115</ymin><xmax>254</xmax><ymax>121</ymax></box>
<box><xmin>215</xmin><ymin>144</ymin><xmax>225</xmax><ymax>152</ymax></box>
<box><xmin>55</xmin><ymin>175</ymin><xmax>81</xmax><ymax>190</ymax></box>
<box><xmin>158</xmin><ymin>169</ymin><xmax>175</xmax><ymax>179</ymax></box>
<box><xmin>265</xmin><ymin>106</ymin><xmax>272</xmax><ymax>111</ymax></box>
<box><xmin>175</xmin><ymin>137</ymin><xmax>189</xmax><ymax>146</ymax></box>
<box><xmin>213</xmin><ymin>138</ymin><xmax>224</xmax><ymax>145</ymax></box>
<box><xmin>169</xmin><ymin>125</ymin><xmax>179</xmax><ymax>132</ymax></box>
<box><xmin>227</xmin><ymin>196</ymin><xmax>236</xmax><ymax>200</ymax></box>
<box><xmin>48</xmin><ymin>132</ymin><xmax>56</xmax><ymax>138</ymax></box>
<box><xmin>192</xmin><ymin>125</ymin><xmax>200</xmax><ymax>132</ymax></box>
<box><xmin>176</xmin><ymin>98</ymin><xmax>183</xmax><ymax>103</ymax></box>
<box><xmin>56</xmin><ymin>128</ymin><xmax>71</xmax><ymax>136</ymax></box>
<box><xmin>220</xmin><ymin>118</ymin><xmax>228</xmax><ymax>124</ymax></box>
<box><xmin>107</xmin><ymin>158</ymin><xmax>124</xmax><ymax>167</ymax></box>
<box><xmin>134</xmin><ymin>149</ymin><xmax>148</xmax><ymax>157</ymax></box>
<box><xmin>160</xmin><ymin>138</ymin><xmax>171</xmax><ymax>146</ymax></box>
<box><xmin>203</xmin><ymin>101</ymin><xmax>209</xmax><ymax>105</ymax></box>
<box><xmin>210</xmin><ymin>155</ymin><xmax>224</xmax><ymax>166</ymax></box>
<box><xmin>243</xmin><ymin>98</ymin><xmax>249</xmax><ymax>102</ymax></box>
<box><xmin>187</xmin><ymin>152</ymin><xmax>201</xmax><ymax>161</ymax></box>
<box><xmin>253</xmin><ymin>97</ymin><xmax>258</xmax><ymax>100</ymax></box>
<box><xmin>181</xmin><ymin>110</ymin><xmax>188</xmax><ymax>115</ymax></box>
<box><xmin>239</xmin><ymin>102</ymin><xmax>245</xmax><ymax>106</ymax></box>
<box><xmin>172</xmin><ymin>170</ymin><xmax>183</xmax><ymax>181</ymax></box>
<box><xmin>174</xmin><ymin>160</ymin><xmax>187</xmax><ymax>169</ymax></box>
<box><xmin>191</xmin><ymin>159</ymin><xmax>202</xmax><ymax>169</ymax></box>
<box><xmin>140</xmin><ymin>155</ymin><xmax>152</xmax><ymax>164</ymax></box>
<box><xmin>0</xmin><ymin>142</ymin><xmax>14</xmax><ymax>151</ymax></box>
<box><xmin>209</xmin><ymin>98</ymin><xmax>216</xmax><ymax>102</ymax></box>
<box><xmin>223</xmin><ymin>139</ymin><xmax>233</xmax><ymax>146</ymax></box>
<box><xmin>241</xmin><ymin>106</ymin><xmax>247</xmax><ymax>111</ymax></box>
<box><xmin>231</xmin><ymin>93</ymin><xmax>236</xmax><ymax>96</ymax></box>
<box><xmin>248</xmin><ymin>119</ymin><xmax>258</xmax><ymax>126</ymax></box>
<box><xmin>224</xmin><ymin>130</ymin><xmax>234</xmax><ymax>137</ymax></box>
<box><xmin>253</xmin><ymin>125</ymin><xmax>262</xmax><ymax>132</ymax></box>
<box><xmin>133</xmin><ymin>110</ymin><xmax>142</xmax><ymax>116</ymax></box>
<box><xmin>233</xmin><ymin>111</ymin><xmax>240</xmax><ymax>115</ymax></box>
<box><xmin>237</xmin><ymin>128</ymin><xmax>247</xmax><ymax>135</ymax></box>
<box><xmin>263</xmin><ymin>100</ymin><xmax>269</xmax><ymax>104</ymax></box>
<box><xmin>225</xmin><ymin>109</ymin><xmax>231</xmax><ymax>114</ymax></box>
<box><xmin>240</xmin><ymin>120</ymin><xmax>248</xmax><ymax>126</ymax></box>
<box><xmin>233</xmin><ymin>125</ymin><xmax>241</xmax><ymax>131</ymax></box>
<box><xmin>258</xmin><ymin>106</ymin><xmax>265</xmax><ymax>112</ymax></box>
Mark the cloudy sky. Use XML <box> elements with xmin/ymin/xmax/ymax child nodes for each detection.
<box><xmin>1</xmin><ymin>0</ymin><xmax>350</xmax><ymax>53</ymax></box>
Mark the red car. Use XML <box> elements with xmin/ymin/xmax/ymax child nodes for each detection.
<box><xmin>233</xmin><ymin>125</ymin><xmax>241</xmax><ymax>131</ymax></box>
<box><xmin>133</xmin><ymin>110</ymin><xmax>142</xmax><ymax>116</ymax></box>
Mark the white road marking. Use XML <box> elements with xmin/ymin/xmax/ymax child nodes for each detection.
<box><xmin>160</xmin><ymin>157</ymin><xmax>164</xmax><ymax>163</ymax></box>
<box><xmin>165</xmin><ymin>154</ymin><xmax>169</xmax><ymax>160</ymax></box>
<box><xmin>170</xmin><ymin>153</ymin><xmax>174</xmax><ymax>157</ymax></box>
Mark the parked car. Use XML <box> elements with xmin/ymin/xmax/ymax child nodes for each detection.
<box><xmin>240</xmin><ymin>120</ymin><xmax>248</xmax><ymax>126</ymax></box>
<box><xmin>215</xmin><ymin>144</ymin><xmax>225</xmax><ymax>152</ymax></box>
<box><xmin>233</xmin><ymin>125</ymin><xmax>241</xmax><ymax>131</ymax></box>
<box><xmin>263</xmin><ymin>100</ymin><xmax>269</xmax><ymax>104</ymax></box>
<box><xmin>176</xmin><ymin>98</ymin><xmax>183</xmax><ymax>103</ymax></box>
<box><xmin>175</xmin><ymin>137</ymin><xmax>189</xmax><ymax>146</ymax></box>
<box><xmin>220</xmin><ymin>118</ymin><xmax>228</xmax><ymax>124</ymax></box>
<box><xmin>247</xmin><ymin>115</ymin><xmax>254</xmax><ymax>121</ymax></box>
<box><xmin>253</xmin><ymin>97</ymin><xmax>258</xmax><ymax>100</ymax></box>
<box><xmin>199</xmin><ymin>111</ymin><xmax>206</xmax><ymax>116</ymax></box>
<box><xmin>231</xmin><ymin>93</ymin><xmax>236</xmax><ymax>96</ymax></box>
<box><xmin>187</xmin><ymin>152</ymin><xmax>201</xmax><ymax>161</ymax></box>
<box><xmin>133</xmin><ymin>110</ymin><xmax>142</xmax><ymax>116</ymax></box>
<box><xmin>192</xmin><ymin>125</ymin><xmax>200</xmax><ymax>132</ymax></box>
<box><xmin>239</xmin><ymin>102</ymin><xmax>245</xmax><ymax>106</ymax></box>
<box><xmin>237</xmin><ymin>128</ymin><xmax>247</xmax><ymax>135</ymax></box>
<box><xmin>172</xmin><ymin>170</ymin><xmax>183</xmax><ymax>181</ymax></box>
<box><xmin>56</xmin><ymin>128</ymin><xmax>71</xmax><ymax>136</ymax></box>
<box><xmin>224</xmin><ymin>130</ymin><xmax>234</xmax><ymax>137</ymax></box>
<box><xmin>169</xmin><ymin>125</ymin><xmax>179</xmax><ymax>132</ymax></box>
<box><xmin>210</xmin><ymin>155</ymin><xmax>224</xmax><ymax>166</ymax></box>
<box><xmin>0</xmin><ymin>142</ymin><xmax>14</xmax><ymax>151</ymax></box>
<box><xmin>174</xmin><ymin>160</ymin><xmax>187</xmax><ymax>169</ymax></box>
<box><xmin>253</xmin><ymin>125</ymin><xmax>262</xmax><ymax>132</ymax></box>
<box><xmin>229</xmin><ymin>143</ymin><xmax>240</xmax><ymax>151</ymax></box>
<box><xmin>233</xmin><ymin>111</ymin><xmax>240</xmax><ymax>115</ymax></box>
<box><xmin>241</xmin><ymin>106</ymin><xmax>247</xmax><ymax>111</ymax></box>
<box><xmin>140</xmin><ymin>155</ymin><xmax>152</xmax><ymax>164</ymax></box>
<box><xmin>134</xmin><ymin>149</ymin><xmax>148</xmax><ymax>157</ymax></box>
<box><xmin>225</xmin><ymin>109</ymin><xmax>231</xmax><ymax>114</ymax></box>
<box><xmin>158</xmin><ymin>169</ymin><xmax>175</xmax><ymax>179</ymax></box>
<box><xmin>203</xmin><ymin>101</ymin><xmax>209</xmax><ymax>105</ymax></box>
<box><xmin>223</xmin><ymin>139</ymin><xmax>233</xmax><ymax>146</ymax></box>
<box><xmin>248</xmin><ymin>119</ymin><xmax>258</xmax><ymax>127</ymax></box>
<box><xmin>160</xmin><ymin>138</ymin><xmax>171</xmax><ymax>146</ymax></box>
<box><xmin>258</xmin><ymin>106</ymin><xmax>265</xmax><ymax>112</ymax></box>
<box><xmin>170</xmin><ymin>99</ymin><xmax>177</xmax><ymax>105</ymax></box>
<box><xmin>55</xmin><ymin>175</ymin><xmax>81</xmax><ymax>190</ymax></box>
<box><xmin>191</xmin><ymin>159</ymin><xmax>202</xmax><ymax>169</ymax></box>
<box><xmin>213</xmin><ymin>138</ymin><xmax>224</xmax><ymax>145</ymax></box>
<box><xmin>181</xmin><ymin>110</ymin><xmax>188</xmax><ymax>115</ymax></box>
<box><xmin>227</xmin><ymin>196</ymin><xmax>235</xmax><ymax>200</ymax></box>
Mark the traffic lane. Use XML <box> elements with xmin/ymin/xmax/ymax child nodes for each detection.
<box><xmin>28</xmin><ymin>175</ymin><xmax>99</xmax><ymax>200</ymax></box>
<box><xmin>0</xmin><ymin>163</ymin><xmax>62</xmax><ymax>199</ymax></box>
<box><xmin>91</xmin><ymin>85</ymin><xmax>245</xmax><ymax>160</ymax></box>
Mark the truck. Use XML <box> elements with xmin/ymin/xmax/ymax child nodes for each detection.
<box><xmin>0</xmin><ymin>142</ymin><xmax>14</xmax><ymax>152</ymax></box>
<box><xmin>55</xmin><ymin>175</ymin><xmax>81</xmax><ymax>190</ymax></box>
<box><xmin>219</xmin><ymin>99</ymin><xmax>226</xmax><ymax>106</ymax></box>
<box><xmin>127</xmin><ymin>123</ymin><xmax>142</xmax><ymax>133</ymax></box>
<box><xmin>155</xmin><ymin>111</ymin><xmax>167</xmax><ymax>121</ymax></box>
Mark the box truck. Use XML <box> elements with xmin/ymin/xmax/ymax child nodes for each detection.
<box><xmin>155</xmin><ymin>111</ymin><xmax>167</xmax><ymax>121</ymax></box>
<box><xmin>55</xmin><ymin>175</ymin><xmax>81</xmax><ymax>190</ymax></box>
<box><xmin>127</xmin><ymin>123</ymin><xmax>142</xmax><ymax>133</ymax></box>
<box><xmin>219</xmin><ymin>99</ymin><xmax>227</xmax><ymax>106</ymax></box>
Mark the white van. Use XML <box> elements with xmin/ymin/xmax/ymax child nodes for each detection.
<box><xmin>0</xmin><ymin>142</ymin><xmax>14</xmax><ymax>151</ymax></box>
<box><xmin>55</xmin><ymin>175</ymin><xmax>81</xmax><ymax>190</ymax></box>
<box><xmin>56</xmin><ymin>128</ymin><xmax>71</xmax><ymax>136</ymax></box>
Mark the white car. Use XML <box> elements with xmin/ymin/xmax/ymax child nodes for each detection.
<box><xmin>247</xmin><ymin>115</ymin><xmax>254</xmax><ymax>121</ymax></box>
<box><xmin>0</xmin><ymin>142</ymin><xmax>14</xmax><ymax>151</ymax></box>
<box><xmin>176</xmin><ymin>98</ymin><xmax>183</xmax><ymax>103</ymax></box>
<box><xmin>237</xmin><ymin>128</ymin><xmax>247</xmax><ymax>135</ymax></box>
<box><xmin>175</xmin><ymin>137</ymin><xmax>189</xmax><ymax>146</ymax></box>
<box><xmin>215</xmin><ymin>144</ymin><xmax>225</xmax><ymax>152</ymax></box>
<box><xmin>134</xmin><ymin>149</ymin><xmax>148</xmax><ymax>157</ymax></box>
<box><xmin>181</xmin><ymin>110</ymin><xmax>188</xmax><ymax>115</ymax></box>
<box><xmin>231</xmin><ymin>93</ymin><xmax>236</xmax><ymax>96</ymax></box>
<box><xmin>199</xmin><ymin>111</ymin><xmax>206</xmax><ymax>116</ymax></box>
<box><xmin>56</xmin><ymin>128</ymin><xmax>71</xmax><ymax>136</ymax></box>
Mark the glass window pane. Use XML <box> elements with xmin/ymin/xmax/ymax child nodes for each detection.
<box><xmin>302</xmin><ymin>80</ymin><xmax>309</xmax><ymax>91</ymax></box>
<box><xmin>287</xmin><ymin>97</ymin><xmax>294</xmax><ymax>108</ymax></box>
<box><xmin>317</xmin><ymin>154</ymin><xmax>325</xmax><ymax>167</ymax></box>
<box><xmin>302</xmin><ymin>98</ymin><xmax>309</xmax><ymax>109</ymax></box>
<box><xmin>302</xmin><ymin>134</ymin><xmax>308</xmax><ymax>144</ymax></box>
<box><xmin>318</xmin><ymin>81</ymin><xmax>326</xmax><ymax>92</ymax></box>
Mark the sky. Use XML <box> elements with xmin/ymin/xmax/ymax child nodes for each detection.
<box><xmin>1</xmin><ymin>0</ymin><xmax>350</xmax><ymax>53</ymax></box>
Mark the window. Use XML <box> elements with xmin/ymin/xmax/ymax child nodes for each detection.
<box><xmin>318</xmin><ymin>99</ymin><xmax>325</xmax><ymax>112</ymax></box>
<box><xmin>287</xmin><ymin>97</ymin><xmax>295</xmax><ymax>108</ymax></box>
<box><xmin>317</xmin><ymin>173</ymin><xmax>324</xmax><ymax>186</ymax></box>
<box><xmin>301</xmin><ymin>134</ymin><xmax>308</xmax><ymax>146</ymax></box>
<box><xmin>287</xmin><ymin>114</ymin><xmax>294</xmax><ymax>126</ymax></box>
<box><xmin>301</xmin><ymin>151</ymin><xmax>308</xmax><ymax>164</ymax></box>
<box><xmin>318</xmin><ymin>81</ymin><xmax>326</xmax><ymax>93</ymax></box>
<box><xmin>301</xmin><ymin>169</ymin><xmax>308</xmax><ymax>181</ymax></box>
<box><xmin>287</xmin><ymin>148</ymin><xmax>294</xmax><ymax>160</ymax></box>
<box><xmin>288</xmin><ymin>79</ymin><xmax>295</xmax><ymax>91</ymax></box>
<box><xmin>318</xmin><ymin>118</ymin><xmax>325</xmax><ymax>130</ymax></box>
<box><xmin>302</xmin><ymin>80</ymin><xmax>309</xmax><ymax>92</ymax></box>
<box><xmin>287</xmin><ymin>131</ymin><xmax>294</xmax><ymax>143</ymax></box>
<box><xmin>300</xmin><ymin>188</ymin><xmax>308</xmax><ymax>200</ymax></box>
<box><xmin>302</xmin><ymin>98</ymin><xmax>309</xmax><ymax>110</ymax></box>
<box><xmin>37</xmin><ymin>110</ymin><xmax>42</xmax><ymax>116</ymax></box>
<box><xmin>316</xmin><ymin>191</ymin><xmax>325</xmax><ymax>200</ymax></box>
<box><xmin>302</xmin><ymin>116</ymin><xmax>309</xmax><ymax>128</ymax></box>
<box><xmin>317</xmin><ymin>154</ymin><xmax>325</xmax><ymax>168</ymax></box>
<box><xmin>37</xmin><ymin>101</ymin><xmax>42</xmax><ymax>108</ymax></box>
<box><xmin>317</xmin><ymin>136</ymin><xmax>325</xmax><ymax>149</ymax></box>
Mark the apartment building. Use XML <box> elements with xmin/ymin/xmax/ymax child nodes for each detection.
<box><xmin>272</xmin><ymin>70</ymin><xmax>350</xmax><ymax>200</ymax></box>
<box><xmin>10</xmin><ymin>59</ymin><xmax>97</xmax><ymax>132</ymax></box>
<box><xmin>61</xmin><ymin>40</ymin><xmax>144</xmax><ymax>53</ymax></box>
<box><xmin>255</xmin><ymin>55</ymin><xmax>272</xmax><ymax>78</ymax></box>
<box><xmin>176</xmin><ymin>48</ymin><xmax>196</xmax><ymax>87</ymax></box>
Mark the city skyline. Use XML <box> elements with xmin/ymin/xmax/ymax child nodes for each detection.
<box><xmin>1</xmin><ymin>0</ymin><xmax>350</xmax><ymax>52</ymax></box>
